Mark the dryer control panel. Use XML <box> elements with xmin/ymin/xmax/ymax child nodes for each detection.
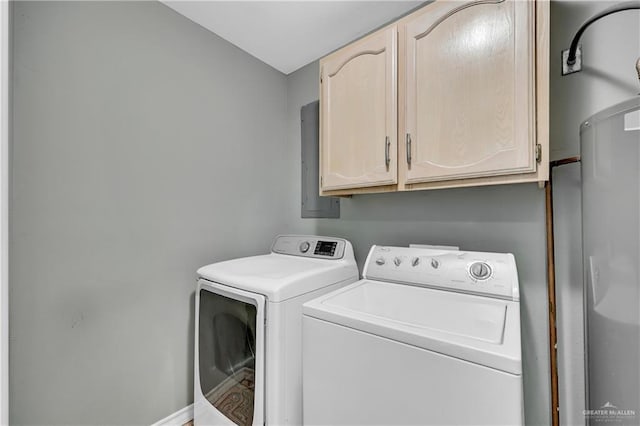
<box><xmin>271</xmin><ymin>235</ymin><xmax>346</xmax><ymax>259</ymax></box>
<box><xmin>363</xmin><ymin>245</ymin><xmax>520</xmax><ymax>301</ymax></box>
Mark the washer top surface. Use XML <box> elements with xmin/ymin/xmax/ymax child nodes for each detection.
<box><xmin>198</xmin><ymin>235</ymin><xmax>358</xmax><ymax>302</ymax></box>
<box><xmin>303</xmin><ymin>245</ymin><xmax>522</xmax><ymax>374</ymax></box>
<box><xmin>323</xmin><ymin>279</ymin><xmax>508</xmax><ymax>344</ymax></box>
<box><xmin>304</xmin><ymin>279</ymin><xmax>521</xmax><ymax>374</ymax></box>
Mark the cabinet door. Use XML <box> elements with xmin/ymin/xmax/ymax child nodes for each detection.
<box><xmin>402</xmin><ymin>0</ymin><xmax>535</xmax><ymax>184</ymax></box>
<box><xmin>320</xmin><ymin>26</ymin><xmax>397</xmax><ymax>191</ymax></box>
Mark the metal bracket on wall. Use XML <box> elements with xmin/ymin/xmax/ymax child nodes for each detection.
<box><xmin>561</xmin><ymin>45</ymin><xmax>582</xmax><ymax>76</ymax></box>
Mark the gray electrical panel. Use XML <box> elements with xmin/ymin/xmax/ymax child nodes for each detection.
<box><xmin>301</xmin><ymin>101</ymin><xmax>340</xmax><ymax>218</ymax></box>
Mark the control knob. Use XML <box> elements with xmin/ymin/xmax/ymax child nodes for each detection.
<box><xmin>469</xmin><ymin>261</ymin><xmax>492</xmax><ymax>280</ymax></box>
<box><xmin>393</xmin><ymin>257</ymin><xmax>402</xmax><ymax>266</ymax></box>
<box><xmin>375</xmin><ymin>257</ymin><xmax>386</xmax><ymax>266</ymax></box>
<box><xmin>299</xmin><ymin>241</ymin><xmax>311</xmax><ymax>253</ymax></box>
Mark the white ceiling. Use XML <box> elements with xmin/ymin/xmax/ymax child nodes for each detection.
<box><xmin>161</xmin><ymin>1</ymin><xmax>423</xmax><ymax>74</ymax></box>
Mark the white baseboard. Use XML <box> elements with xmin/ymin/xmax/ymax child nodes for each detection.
<box><xmin>151</xmin><ymin>404</ymin><xmax>193</xmax><ymax>426</ymax></box>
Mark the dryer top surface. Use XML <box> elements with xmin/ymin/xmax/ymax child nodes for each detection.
<box><xmin>198</xmin><ymin>253</ymin><xmax>358</xmax><ymax>302</ymax></box>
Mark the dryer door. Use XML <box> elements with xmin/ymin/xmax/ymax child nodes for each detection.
<box><xmin>197</xmin><ymin>280</ymin><xmax>265</xmax><ymax>426</ymax></box>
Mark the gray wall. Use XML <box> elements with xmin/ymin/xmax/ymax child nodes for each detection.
<box><xmin>10</xmin><ymin>2</ymin><xmax>294</xmax><ymax>424</ymax></box>
<box><xmin>550</xmin><ymin>2</ymin><xmax>640</xmax><ymax>425</ymax></box>
<box><xmin>287</xmin><ymin>61</ymin><xmax>552</xmax><ymax>425</ymax></box>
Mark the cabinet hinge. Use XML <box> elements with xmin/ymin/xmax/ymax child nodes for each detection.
<box><xmin>535</xmin><ymin>144</ymin><xmax>542</xmax><ymax>163</ymax></box>
<box><xmin>320</xmin><ymin>68</ymin><xmax>323</xmax><ymax>84</ymax></box>
<box><xmin>320</xmin><ymin>176</ymin><xmax>323</xmax><ymax>186</ymax></box>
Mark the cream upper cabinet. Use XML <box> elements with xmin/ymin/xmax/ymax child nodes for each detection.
<box><xmin>320</xmin><ymin>26</ymin><xmax>397</xmax><ymax>192</ymax></box>
<box><xmin>401</xmin><ymin>0</ymin><xmax>536</xmax><ymax>184</ymax></box>
<box><xmin>318</xmin><ymin>1</ymin><xmax>548</xmax><ymax>195</ymax></box>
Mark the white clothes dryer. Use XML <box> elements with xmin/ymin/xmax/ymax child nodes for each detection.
<box><xmin>194</xmin><ymin>235</ymin><xmax>358</xmax><ymax>426</ymax></box>
<box><xmin>303</xmin><ymin>245</ymin><xmax>524</xmax><ymax>425</ymax></box>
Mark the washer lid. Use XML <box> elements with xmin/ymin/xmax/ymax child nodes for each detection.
<box><xmin>197</xmin><ymin>253</ymin><xmax>358</xmax><ymax>302</ymax></box>
<box><xmin>303</xmin><ymin>279</ymin><xmax>522</xmax><ymax>374</ymax></box>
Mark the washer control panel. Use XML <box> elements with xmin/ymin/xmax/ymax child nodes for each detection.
<box><xmin>364</xmin><ymin>245</ymin><xmax>519</xmax><ymax>301</ymax></box>
<box><xmin>272</xmin><ymin>235</ymin><xmax>345</xmax><ymax>259</ymax></box>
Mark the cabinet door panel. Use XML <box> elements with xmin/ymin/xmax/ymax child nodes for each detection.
<box><xmin>321</xmin><ymin>26</ymin><xmax>397</xmax><ymax>191</ymax></box>
<box><xmin>403</xmin><ymin>0</ymin><xmax>535</xmax><ymax>184</ymax></box>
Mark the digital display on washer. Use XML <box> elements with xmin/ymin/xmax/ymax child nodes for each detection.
<box><xmin>314</xmin><ymin>241</ymin><xmax>337</xmax><ymax>257</ymax></box>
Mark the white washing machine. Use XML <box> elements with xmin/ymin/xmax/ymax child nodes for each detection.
<box><xmin>195</xmin><ymin>235</ymin><xmax>358</xmax><ymax>426</ymax></box>
<box><xmin>303</xmin><ymin>245</ymin><xmax>524</xmax><ymax>425</ymax></box>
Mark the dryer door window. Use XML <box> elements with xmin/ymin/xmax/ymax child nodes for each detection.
<box><xmin>199</xmin><ymin>288</ymin><xmax>264</xmax><ymax>426</ymax></box>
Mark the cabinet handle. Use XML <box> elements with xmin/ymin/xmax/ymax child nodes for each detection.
<box><xmin>385</xmin><ymin>136</ymin><xmax>391</xmax><ymax>167</ymax></box>
<box><xmin>406</xmin><ymin>133</ymin><xmax>412</xmax><ymax>165</ymax></box>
